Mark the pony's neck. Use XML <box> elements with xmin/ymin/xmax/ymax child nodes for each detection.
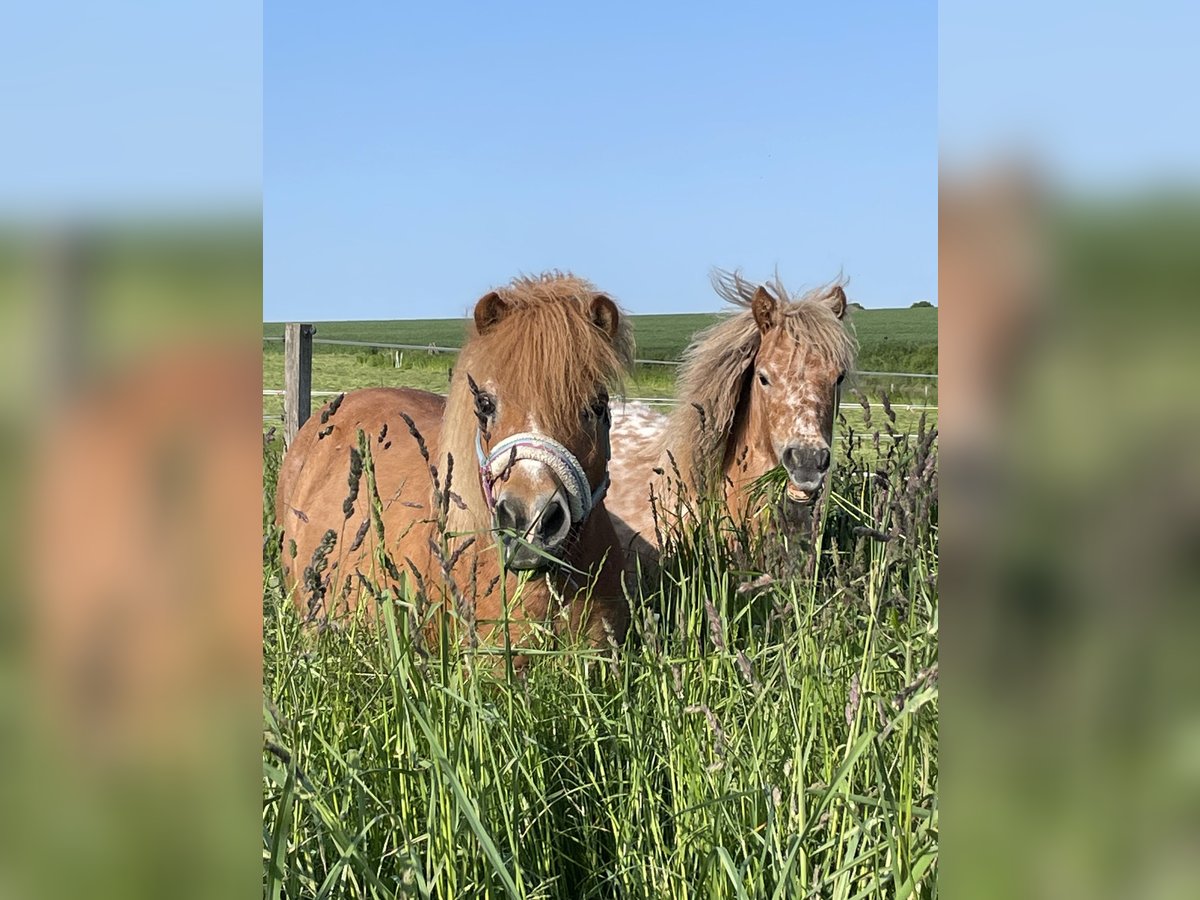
<box><xmin>664</xmin><ymin>367</ymin><xmax>774</xmax><ymax>505</ymax></box>
<box><xmin>439</xmin><ymin>444</ymin><xmax>490</xmax><ymax>537</ymax></box>
<box><xmin>437</xmin><ymin>381</ymin><xmax>493</xmax><ymax>538</ymax></box>
<box><xmin>721</xmin><ymin>375</ymin><xmax>778</xmax><ymax>512</ymax></box>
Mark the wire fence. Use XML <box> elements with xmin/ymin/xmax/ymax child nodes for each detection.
<box><xmin>263</xmin><ymin>335</ymin><xmax>938</xmax><ymax>381</ymax></box>
<box><xmin>263</xmin><ymin>390</ymin><xmax>937</xmax><ymax>445</ymax></box>
<box><xmin>261</xmin><ymin>388</ymin><xmax>936</xmax><ymax>411</ymax></box>
<box><xmin>265</xmin><ymin>326</ymin><xmax>937</xmax><ymax>445</ymax></box>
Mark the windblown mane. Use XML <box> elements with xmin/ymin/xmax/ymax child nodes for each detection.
<box><xmin>662</xmin><ymin>268</ymin><xmax>857</xmax><ymax>483</ymax></box>
<box><xmin>439</xmin><ymin>272</ymin><xmax>635</xmax><ymax>531</ymax></box>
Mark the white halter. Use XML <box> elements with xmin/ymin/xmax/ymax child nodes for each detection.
<box><xmin>475</xmin><ymin>429</ymin><xmax>609</xmax><ymax>526</ymax></box>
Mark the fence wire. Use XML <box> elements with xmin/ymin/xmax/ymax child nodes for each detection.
<box><xmin>263</xmin><ymin>336</ymin><xmax>937</xmax><ymax>380</ymax></box>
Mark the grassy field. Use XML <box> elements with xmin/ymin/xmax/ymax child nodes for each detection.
<box><xmin>262</xmin><ymin>306</ymin><xmax>938</xmax><ymax>436</ymax></box>
<box><xmin>262</xmin><ymin>302</ymin><xmax>937</xmax><ymax>897</ymax></box>
<box><xmin>260</xmin><ymin>352</ymin><xmax>936</xmax><ymax>443</ymax></box>
<box><xmin>263</xmin><ymin>306</ymin><xmax>937</xmax><ymax>373</ymax></box>
<box><xmin>262</xmin><ymin>405</ymin><xmax>938</xmax><ymax>896</ymax></box>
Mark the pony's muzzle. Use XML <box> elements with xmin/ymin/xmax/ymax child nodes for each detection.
<box><xmin>494</xmin><ymin>490</ymin><xmax>573</xmax><ymax>570</ymax></box>
<box><xmin>781</xmin><ymin>443</ymin><xmax>831</xmax><ymax>504</ymax></box>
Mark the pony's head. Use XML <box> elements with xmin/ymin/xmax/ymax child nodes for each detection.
<box><xmin>676</xmin><ymin>270</ymin><xmax>857</xmax><ymax>505</ymax></box>
<box><xmin>443</xmin><ymin>273</ymin><xmax>634</xmax><ymax>570</ymax></box>
<box><xmin>743</xmin><ymin>275</ymin><xmax>855</xmax><ymax>502</ymax></box>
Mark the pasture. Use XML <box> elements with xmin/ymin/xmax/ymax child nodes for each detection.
<box><xmin>261</xmin><ymin>305</ymin><xmax>937</xmax><ymax>374</ymax></box>
<box><xmin>262</xmin><ymin>306</ymin><xmax>938</xmax><ymax>435</ymax></box>
<box><xmin>262</xmin><ymin>306</ymin><xmax>938</xmax><ymax>897</ymax></box>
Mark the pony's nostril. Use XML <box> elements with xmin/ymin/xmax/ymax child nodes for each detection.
<box><xmin>815</xmin><ymin>447</ymin><xmax>830</xmax><ymax>472</ymax></box>
<box><xmin>494</xmin><ymin>497</ymin><xmax>526</xmax><ymax>533</ymax></box>
<box><xmin>537</xmin><ymin>499</ymin><xmax>569</xmax><ymax>546</ymax></box>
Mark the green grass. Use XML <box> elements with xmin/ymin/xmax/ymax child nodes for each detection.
<box><xmin>263</xmin><ymin>306</ymin><xmax>937</xmax><ymax>374</ymax></box>
<box><xmin>262</xmin><ymin>306</ymin><xmax>938</xmax><ymax>434</ymax></box>
<box><xmin>845</xmin><ymin>307</ymin><xmax>937</xmax><ymax>351</ymax></box>
<box><xmin>262</xmin><ymin>410</ymin><xmax>939</xmax><ymax>897</ymax></box>
<box><xmin>261</xmin><ymin>347</ymin><xmax>937</xmax><ymax>450</ymax></box>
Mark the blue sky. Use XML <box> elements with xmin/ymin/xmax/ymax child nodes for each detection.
<box><xmin>940</xmin><ymin>0</ymin><xmax>1200</xmax><ymax>187</ymax></box>
<box><xmin>1</xmin><ymin>1</ymin><xmax>261</xmax><ymax>213</ymax></box>
<box><xmin>265</xmin><ymin>1</ymin><xmax>936</xmax><ymax>319</ymax></box>
<box><xmin>5</xmin><ymin>2</ymin><xmax>1193</xmax><ymax>321</ymax></box>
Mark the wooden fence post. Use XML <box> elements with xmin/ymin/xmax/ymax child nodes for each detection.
<box><xmin>284</xmin><ymin>323</ymin><xmax>313</xmax><ymax>446</ymax></box>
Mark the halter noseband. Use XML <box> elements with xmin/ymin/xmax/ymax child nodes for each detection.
<box><xmin>475</xmin><ymin>428</ymin><xmax>610</xmax><ymax>526</ymax></box>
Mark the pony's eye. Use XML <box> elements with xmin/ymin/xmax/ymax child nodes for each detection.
<box><xmin>587</xmin><ymin>391</ymin><xmax>610</xmax><ymax>421</ymax></box>
<box><xmin>836</xmin><ymin>371</ymin><xmax>846</xmax><ymax>385</ymax></box>
<box><xmin>757</xmin><ymin>372</ymin><xmax>770</xmax><ymax>387</ymax></box>
<box><xmin>475</xmin><ymin>392</ymin><xmax>496</xmax><ymax>418</ymax></box>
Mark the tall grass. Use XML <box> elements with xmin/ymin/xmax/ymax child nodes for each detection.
<box><xmin>262</xmin><ymin>406</ymin><xmax>938</xmax><ymax>899</ymax></box>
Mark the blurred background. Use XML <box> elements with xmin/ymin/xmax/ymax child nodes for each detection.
<box><xmin>0</xmin><ymin>3</ymin><xmax>261</xmax><ymax>899</ymax></box>
<box><xmin>941</xmin><ymin>1</ymin><xmax>1200</xmax><ymax>897</ymax></box>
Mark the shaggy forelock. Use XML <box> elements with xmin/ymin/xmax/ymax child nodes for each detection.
<box><xmin>463</xmin><ymin>273</ymin><xmax>633</xmax><ymax>432</ymax></box>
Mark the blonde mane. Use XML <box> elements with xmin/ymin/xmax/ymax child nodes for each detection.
<box><xmin>662</xmin><ymin>269</ymin><xmax>858</xmax><ymax>483</ymax></box>
<box><xmin>439</xmin><ymin>272</ymin><xmax>635</xmax><ymax>530</ymax></box>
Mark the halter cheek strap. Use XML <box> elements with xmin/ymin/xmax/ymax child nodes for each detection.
<box><xmin>475</xmin><ymin>429</ymin><xmax>610</xmax><ymax>526</ymax></box>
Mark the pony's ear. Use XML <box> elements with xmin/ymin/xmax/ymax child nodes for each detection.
<box><xmin>751</xmin><ymin>286</ymin><xmax>779</xmax><ymax>333</ymax></box>
<box><xmin>473</xmin><ymin>291</ymin><xmax>511</xmax><ymax>334</ymax></box>
<box><xmin>823</xmin><ymin>284</ymin><xmax>848</xmax><ymax>320</ymax></box>
<box><xmin>589</xmin><ymin>293</ymin><xmax>621</xmax><ymax>342</ymax></box>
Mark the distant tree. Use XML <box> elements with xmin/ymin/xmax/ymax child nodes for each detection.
<box><xmin>910</xmin><ymin>300</ymin><xmax>934</xmax><ymax>308</ymax></box>
<box><xmin>848</xmin><ymin>301</ymin><xmax>865</xmax><ymax>311</ymax></box>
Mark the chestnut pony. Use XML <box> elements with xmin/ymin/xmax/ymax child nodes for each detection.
<box><xmin>276</xmin><ymin>273</ymin><xmax>635</xmax><ymax>653</ymax></box>
<box><xmin>606</xmin><ymin>269</ymin><xmax>857</xmax><ymax>566</ymax></box>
